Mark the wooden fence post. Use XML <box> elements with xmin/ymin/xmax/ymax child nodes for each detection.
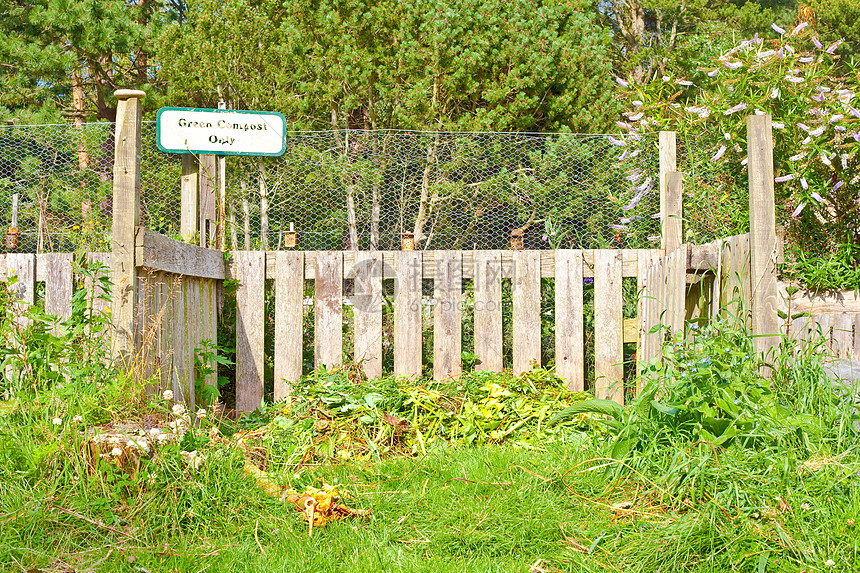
<box><xmin>111</xmin><ymin>89</ymin><xmax>144</xmax><ymax>363</ymax></box>
<box><xmin>664</xmin><ymin>171</ymin><xmax>683</xmax><ymax>255</ymax></box>
<box><xmin>747</xmin><ymin>114</ymin><xmax>780</xmax><ymax>359</ymax></box>
<box><xmin>180</xmin><ymin>155</ymin><xmax>199</xmax><ymax>242</ymax></box>
<box><xmin>659</xmin><ymin>131</ymin><xmax>678</xmax><ymax>253</ymax></box>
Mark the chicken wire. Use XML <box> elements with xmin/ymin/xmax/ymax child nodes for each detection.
<box><xmin>223</xmin><ymin>131</ymin><xmax>661</xmax><ymax>251</ymax></box>
<box><xmin>0</xmin><ymin>122</ymin><xmax>180</xmax><ymax>253</ymax></box>
<box><xmin>1</xmin><ymin>123</ymin><xmax>666</xmax><ymax>253</ymax></box>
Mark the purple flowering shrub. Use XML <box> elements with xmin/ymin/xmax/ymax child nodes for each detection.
<box><xmin>615</xmin><ymin>23</ymin><xmax>860</xmax><ymax>255</ymax></box>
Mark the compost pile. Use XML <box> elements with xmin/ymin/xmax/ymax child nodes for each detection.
<box><xmin>235</xmin><ymin>368</ymin><xmax>593</xmax><ymax>473</ymax></box>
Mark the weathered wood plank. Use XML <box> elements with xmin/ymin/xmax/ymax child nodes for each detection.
<box><xmin>854</xmin><ymin>313</ymin><xmax>860</xmax><ymax>361</ymax></box>
<box><xmin>110</xmin><ymin>90</ymin><xmax>143</xmax><ymax>361</ymax></box>
<box><xmin>434</xmin><ymin>250</ymin><xmax>462</xmax><ymax>381</ymax></box>
<box><xmin>832</xmin><ymin>313</ymin><xmax>853</xmax><ymax>359</ymax></box>
<box><xmin>135</xmin><ymin>228</ymin><xmax>225</xmax><ymax>280</ymax></box>
<box><xmin>40</xmin><ymin>253</ymin><xmax>73</xmax><ymax>322</ymax></box>
<box><xmin>555</xmin><ymin>250</ymin><xmax>584</xmax><ymax>391</ymax></box>
<box><xmin>594</xmin><ymin>250</ymin><xmax>624</xmax><ymax>404</ymax></box>
<box><xmin>353</xmin><ymin>252</ymin><xmax>383</xmax><ymax>380</ymax></box>
<box><xmin>665</xmin><ymin>246</ymin><xmax>688</xmax><ymax>337</ymax></box>
<box><xmin>314</xmin><ymin>251</ymin><xmax>343</xmax><ymax>370</ymax></box>
<box><xmin>664</xmin><ymin>171</ymin><xmax>683</xmax><ymax>255</ymax></box>
<box><xmin>204</xmin><ymin>278</ymin><xmax>218</xmax><ymax>391</ymax></box>
<box><xmin>171</xmin><ymin>278</ymin><xmax>188</xmax><ymax>406</ymax></box>
<box><xmin>234</xmin><ymin>251</ymin><xmax>266</xmax><ymax>413</ymax></box>
<box><xmin>659</xmin><ymin>131</ymin><xmax>677</xmax><ymax>252</ymax></box>
<box><xmin>720</xmin><ymin>234</ymin><xmax>751</xmax><ymax>325</ymax></box>
<box><xmin>199</xmin><ymin>154</ymin><xmax>217</xmax><ymax>248</ymax></box>
<box><xmin>235</xmin><ymin>248</ymin><xmax>667</xmax><ymax>281</ymax></box>
<box><xmin>814</xmin><ymin>313</ymin><xmax>833</xmax><ymax>353</ymax></box>
<box><xmin>513</xmin><ymin>250</ymin><xmax>541</xmax><ymax>375</ymax></box>
<box><xmin>638</xmin><ymin>249</ymin><xmax>663</xmax><ymax>374</ymax></box>
<box><xmin>180</xmin><ymin>155</ymin><xmax>199</xmax><ymax>242</ymax></box>
<box><xmin>6</xmin><ymin>253</ymin><xmax>36</xmax><ymax>330</ymax></box>
<box><xmin>394</xmin><ymin>251</ymin><xmax>422</xmax><ymax>379</ymax></box>
<box><xmin>777</xmin><ymin>284</ymin><xmax>860</xmax><ymax>314</ymax></box>
<box><xmin>473</xmin><ymin>251</ymin><xmax>503</xmax><ymax>373</ymax></box>
<box><xmin>747</xmin><ymin>114</ymin><xmax>780</xmax><ymax>358</ymax></box>
<box><xmin>274</xmin><ymin>251</ymin><xmax>303</xmax><ymax>400</ymax></box>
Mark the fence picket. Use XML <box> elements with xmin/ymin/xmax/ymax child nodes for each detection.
<box><xmin>40</xmin><ymin>253</ymin><xmax>73</xmax><ymax>323</ymax></box>
<box><xmin>832</xmin><ymin>313</ymin><xmax>852</xmax><ymax>359</ymax></box>
<box><xmin>204</xmin><ymin>279</ymin><xmax>218</xmax><ymax>390</ymax></box>
<box><xmin>666</xmin><ymin>246</ymin><xmax>687</xmax><ymax>336</ymax></box>
<box><xmin>637</xmin><ymin>250</ymin><xmax>662</xmax><ymax>382</ymax></box>
<box><xmin>354</xmin><ymin>252</ymin><xmax>383</xmax><ymax>380</ymax></box>
<box><xmin>235</xmin><ymin>251</ymin><xmax>266</xmax><ymax>413</ymax></box>
<box><xmin>513</xmin><ymin>251</ymin><xmax>541</xmax><ymax>375</ymax></box>
<box><xmin>815</xmin><ymin>313</ymin><xmax>833</xmax><ymax>353</ymax></box>
<box><xmin>314</xmin><ymin>251</ymin><xmax>343</xmax><ymax>370</ymax></box>
<box><xmin>594</xmin><ymin>250</ymin><xmax>624</xmax><ymax>404</ymax></box>
<box><xmin>434</xmin><ymin>250</ymin><xmax>462</xmax><ymax>381</ymax></box>
<box><xmin>275</xmin><ymin>251</ymin><xmax>304</xmax><ymax>399</ymax></box>
<box><xmin>555</xmin><ymin>250</ymin><xmax>584</xmax><ymax>391</ymax></box>
<box><xmin>474</xmin><ymin>250</ymin><xmax>503</xmax><ymax>373</ymax></box>
<box><xmin>854</xmin><ymin>313</ymin><xmax>860</xmax><ymax>360</ymax></box>
<box><xmin>394</xmin><ymin>251</ymin><xmax>422</xmax><ymax>379</ymax></box>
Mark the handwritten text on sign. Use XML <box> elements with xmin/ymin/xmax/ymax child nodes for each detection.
<box><xmin>156</xmin><ymin>107</ymin><xmax>287</xmax><ymax>157</ymax></box>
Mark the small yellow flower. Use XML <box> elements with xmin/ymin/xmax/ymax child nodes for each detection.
<box><xmin>72</xmin><ymin>225</ymin><xmax>80</xmax><ymax>230</ymax></box>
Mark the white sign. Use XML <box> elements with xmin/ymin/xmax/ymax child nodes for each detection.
<box><xmin>156</xmin><ymin>107</ymin><xmax>287</xmax><ymax>156</ymax></box>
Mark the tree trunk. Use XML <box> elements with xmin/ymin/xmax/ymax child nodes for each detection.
<box><xmin>412</xmin><ymin>134</ymin><xmax>440</xmax><ymax>248</ymax></box>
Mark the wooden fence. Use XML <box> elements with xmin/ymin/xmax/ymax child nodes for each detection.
<box><xmin>8</xmin><ymin>92</ymin><xmax>856</xmax><ymax>414</ymax></box>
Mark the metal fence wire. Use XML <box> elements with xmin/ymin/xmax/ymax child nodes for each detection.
<box><xmin>1</xmin><ymin>123</ymin><xmax>665</xmax><ymax>253</ymax></box>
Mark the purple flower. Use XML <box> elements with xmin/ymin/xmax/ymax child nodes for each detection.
<box><xmin>835</xmin><ymin>125</ymin><xmax>846</xmax><ymax>132</ymax></box>
<box><xmin>827</xmin><ymin>41</ymin><xmax>842</xmax><ymax>54</ymax></box>
<box><xmin>708</xmin><ymin>69</ymin><xmax>719</xmax><ymax>77</ymax></box>
<box><xmin>616</xmin><ymin>121</ymin><xmax>631</xmax><ymax>130</ymax></box>
<box><xmin>853</xmin><ymin>133</ymin><xmax>860</xmax><ymax>143</ymax></box>
<box><xmin>771</xmin><ymin>23</ymin><xmax>786</xmax><ymax>35</ymax></box>
<box><xmin>811</xmin><ymin>93</ymin><xmax>826</xmax><ymax>102</ymax></box>
<box><xmin>609</xmin><ymin>224</ymin><xmax>625</xmax><ymax>230</ymax></box>
<box><xmin>608</xmin><ymin>136</ymin><xmax>626</xmax><ymax>146</ymax></box>
<box><xmin>847</xmin><ymin>106</ymin><xmax>860</xmax><ymax>118</ymax></box>
<box><xmin>797</xmin><ymin>122</ymin><xmax>810</xmax><ymax>132</ymax></box>
<box><xmin>785</xmin><ymin>75</ymin><xmax>804</xmax><ymax>83</ymax></box>
<box><xmin>809</xmin><ymin>126</ymin><xmax>825</xmax><ymax>137</ymax></box>
<box><xmin>774</xmin><ymin>174</ymin><xmax>797</xmax><ymax>183</ymax></box>
<box><xmin>812</xmin><ymin>36</ymin><xmax>823</xmax><ymax>49</ymax></box>
<box><xmin>677</xmin><ymin>80</ymin><xmax>694</xmax><ymax>86</ymax></box>
<box><xmin>802</xmin><ymin>136</ymin><xmax>812</xmax><ymax>145</ymax></box>
<box><xmin>799</xmin><ymin>56</ymin><xmax>814</xmax><ymax>63</ymax></box>
<box><xmin>724</xmin><ymin>102</ymin><xmax>747</xmax><ymax>115</ymax></box>
<box><xmin>723</xmin><ymin>60</ymin><xmax>743</xmax><ymax>69</ymax></box>
<box><xmin>757</xmin><ymin>50</ymin><xmax>776</xmax><ymax>59</ymax></box>
<box><xmin>616</xmin><ymin>77</ymin><xmax>629</xmax><ymax>87</ymax></box>
<box><xmin>792</xmin><ymin>22</ymin><xmax>809</xmax><ymax>35</ymax></box>
<box><xmin>773</xmin><ymin>122</ymin><xmax>785</xmax><ymax>129</ymax></box>
<box><xmin>811</xmin><ymin>192</ymin><xmax>825</xmax><ymax>204</ymax></box>
<box><xmin>711</xmin><ymin>146</ymin><xmax>727</xmax><ymax>161</ymax></box>
<box><xmin>792</xmin><ymin>203</ymin><xmax>806</xmax><ymax>218</ymax></box>
<box><xmin>801</xmin><ymin>178</ymin><xmax>809</xmax><ymax>189</ymax></box>
<box><xmin>627</xmin><ymin>112</ymin><xmax>644</xmax><ymax>121</ymax></box>
<box><xmin>833</xmin><ymin>180</ymin><xmax>844</xmax><ymax>191</ymax></box>
<box><xmin>583</xmin><ymin>278</ymin><xmax>594</xmax><ymax>285</ymax></box>
<box><xmin>618</xmin><ymin>149</ymin><xmax>630</xmax><ymax>161</ymax></box>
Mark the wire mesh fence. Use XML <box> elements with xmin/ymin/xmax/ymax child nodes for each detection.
<box><xmin>1</xmin><ymin>123</ymin><xmax>670</xmax><ymax>253</ymax></box>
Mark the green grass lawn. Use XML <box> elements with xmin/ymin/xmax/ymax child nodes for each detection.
<box><xmin>3</xmin><ymin>432</ymin><xmax>859</xmax><ymax>572</ymax></box>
